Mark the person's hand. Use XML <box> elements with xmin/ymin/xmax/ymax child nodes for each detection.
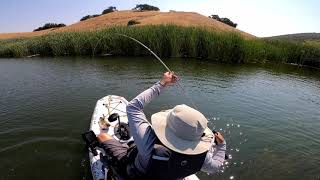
<box><xmin>214</xmin><ymin>132</ymin><xmax>225</xmax><ymax>144</ymax></box>
<box><xmin>160</xmin><ymin>71</ymin><xmax>178</xmax><ymax>86</ymax></box>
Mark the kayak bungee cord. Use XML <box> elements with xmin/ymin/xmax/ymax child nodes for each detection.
<box><xmin>92</xmin><ymin>33</ymin><xmax>197</xmax><ymax>109</ymax></box>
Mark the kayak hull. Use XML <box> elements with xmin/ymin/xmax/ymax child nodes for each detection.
<box><xmin>89</xmin><ymin>95</ymin><xmax>131</xmax><ymax>180</ymax></box>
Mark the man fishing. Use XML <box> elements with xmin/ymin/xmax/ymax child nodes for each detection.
<box><xmin>97</xmin><ymin>71</ymin><xmax>226</xmax><ymax>179</ymax></box>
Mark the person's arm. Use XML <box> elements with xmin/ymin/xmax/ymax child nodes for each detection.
<box><xmin>126</xmin><ymin>72</ymin><xmax>177</xmax><ymax>156</ymax></box>
<box><xmin>126</xmin><ymin>81</ymin><xmax>164</xmax><ymax>156</ymax></box>
<box><xmin>201</xmin><ymin>132</ymin><xmax>226</xmax><ymax>173</ymax></box>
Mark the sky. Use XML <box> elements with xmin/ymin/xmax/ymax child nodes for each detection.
<box><xmin>0</xmin><ymin>0</ymin><xmax>319</xmax><ymax>37</ymax></box>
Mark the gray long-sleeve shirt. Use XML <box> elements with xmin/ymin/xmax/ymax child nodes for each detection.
<box><xmin>126</xmin><ymin>82</ymin><xmax>226</xmax><ymax>175</ymax></box>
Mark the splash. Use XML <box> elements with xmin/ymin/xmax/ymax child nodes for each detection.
<box><xmin>208</xmin><ymin>116</ymin><xmax>247</xmax><ymax>179</ymax></box>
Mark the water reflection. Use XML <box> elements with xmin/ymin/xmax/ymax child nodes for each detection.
<box><xmin>0</xmin><ymin>57</ymin><xmax>319</xmax><ymax>180</ymax></box>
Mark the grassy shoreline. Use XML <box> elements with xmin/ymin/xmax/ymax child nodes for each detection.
<box><xmin>1</xmin><ymin>25</ymin><xmax>320</xmax><ymax>67</ymax></box>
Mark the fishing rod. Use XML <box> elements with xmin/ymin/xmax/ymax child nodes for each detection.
<box><xmin>116</xmin><ymin>33</ymin><xmax>198</xmax><ymax>109</ymax></box>
<box><xmin>92</xmin><ymin>33</ymin><xmax>197</xmax><ymax>109</ymax></box>
<box><xmin>115</xmin><ymin>34</ymin><xmax>172</xmax><ymax>72</ymax></box>
<box><xmin>92</xmin><ymin>34</ymin><xmax>228</xmax><ymax>159</ymax></box>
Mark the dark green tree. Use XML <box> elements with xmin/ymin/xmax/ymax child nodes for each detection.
<box><xmin>102</xmin><ymin>6</ymin><xmax>117</xmax><ymax>14</ymax></box>
<box><xmin>80</xmin><ymin>14</ymin><xmax>100</xmax><ymax>21</ymax></box>
<box><xmin>127</xmin><ymin>20</ymin><xmax>140</xmax><ymax>26</ymax></box>
<box><xmin>209</xmin><ymin>15</ymin><xmax>237</xmax><ymax>28</ymax></box>
<box><xmin>33</xmin><ymin>23</ymin><xmax>66</xmax><ymax>31</ymax></box>
<box><xmin>132</xmin><ymin>4</ymin><xmax>160</xmax><ymax>11</ymax></box>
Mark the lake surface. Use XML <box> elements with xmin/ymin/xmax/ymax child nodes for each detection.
<box><xmin>0</xmin><ymin>57</ymin><xmax>319</xmax><ymax>180</ymax></box>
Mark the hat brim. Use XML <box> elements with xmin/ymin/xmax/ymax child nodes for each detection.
<box><xmin>151</xmin><ymin>110</ymin><xmax>214</xmax><ymax>155</ymax></box>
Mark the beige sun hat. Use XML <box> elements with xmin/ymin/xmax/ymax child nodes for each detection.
<box><xmin>151</xmin><ymin>104</ymin><xmax>214</xmax><ymax>155</ymax></box>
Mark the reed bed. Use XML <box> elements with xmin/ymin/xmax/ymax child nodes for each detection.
<box><xmin>1</xmin><ymin>25</ymin><xmax>320</xmax><ymax>67</ymax></box>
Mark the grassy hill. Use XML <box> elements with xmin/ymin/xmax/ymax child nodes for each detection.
<box><xmin>266</xmin><ymin>33</ymin><xmax>320</xmax><ymax>42</ymax></box>
<box><xmin>0</xmin><ymin>11</ymin><xmax>319</xmax><ymax>68</ymax></box>
<box><xmin>0</xmin><ymin>10</ymin><xmax>254</xmax><ymax>40</ymax></box>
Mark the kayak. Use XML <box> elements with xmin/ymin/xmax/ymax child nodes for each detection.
<box><xmin>86</xmin><ymin>95</ymin><xmax>199</xmax><ymax>180</ymax></box>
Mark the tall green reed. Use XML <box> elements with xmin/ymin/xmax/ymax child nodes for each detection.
<box><xmin>0</xmin><ymin>25</ymin><xmax>319</xmax><ymax>67</ymax></box>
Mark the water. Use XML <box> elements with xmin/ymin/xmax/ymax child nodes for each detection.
<box><xmin>0</xmin><ymin>57</ymin><xmax>320</xmax><ymax>180</ymax></box>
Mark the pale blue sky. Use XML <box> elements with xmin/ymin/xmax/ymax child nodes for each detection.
<box><xmin>0</xmin><ymin>0</ymin><xmax>319</xmax><ymax>37</ymax></box>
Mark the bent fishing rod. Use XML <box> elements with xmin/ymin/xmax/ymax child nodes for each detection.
<box><xmin>93</xmin><ymin>34</ymin><xmax>227</xmax><ymax>158</ymax></box>
<box><xmin>92</xmin><ymin>33</ymin><xmax>197</xmax><ymax>109</ymax></box>
<box><xmin>117</xmin><ymin>34</ymin><xmax>198</xmax><ymax>109</ymax></box>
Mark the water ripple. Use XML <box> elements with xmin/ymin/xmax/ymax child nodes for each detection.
<box><xmin>1</xmin><ymin>58</ymin><xmax>320</xmax><ymax>180</ymax></box>
<box><xmin>0</xmin><ymin>136</ymin><xmax>79</xmax><ymax>153</ymax></box>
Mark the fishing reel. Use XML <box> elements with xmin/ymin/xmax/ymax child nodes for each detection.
<box><xmin>108</xmin><ymin>113</ymin><xmax>131</xmax><ymax>141</ymax></box>
<box><xmin>212</xmin><ymin>130</ymin><xmax>229</xmax><ymax>160</ymax></box>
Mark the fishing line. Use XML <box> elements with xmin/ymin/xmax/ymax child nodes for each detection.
<box><xmin>92</xmin><ymin>34</ymin><xmax>231</xmax><ymax>164</ymax></box>
<box><xmin>93</xmin><ymin>34</ymin><xmax>229</xmax><ymax>160</ymax></box>
<box><xmin>115</xmin><ymin>33</ymin><xmax>198</xmax><ymax>109</ymax></box>
<box><xmin>92</xmin><ymin>33</ymin><xmax>197</xmax><ymax>109</ymax></box>
<box><xmin>116</xmin><ymin>34</ymin><xmax>172</xmax><ymax>72</ymax></box>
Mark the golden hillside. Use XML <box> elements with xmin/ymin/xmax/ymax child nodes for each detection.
<box><xmin>0</xmin><ymin>11</ymin><xmax>255</xmax><ymax>40</ymax></box>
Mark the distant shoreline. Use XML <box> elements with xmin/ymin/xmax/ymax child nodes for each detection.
<box><xmin>0</xmin><ymin>25</ymin><xmax>319</xmax><ymax>68</ymax></box>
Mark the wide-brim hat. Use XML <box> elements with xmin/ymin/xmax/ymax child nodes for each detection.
<box><xmin>151</xmin><ymin>104</ymin><xmax>214</xmax><ymax>155</ymax></box>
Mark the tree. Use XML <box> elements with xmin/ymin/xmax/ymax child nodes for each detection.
<box><xmin>132</xmin><ymin>4</ymin><xmax>160</xmax><ymax>11</ymax></box>
<box><xmin>80</xmin><ymin>15</ymin><xmax>91</xmax><ymax>21</ymax></box>
<box><xmin>33</xmin><ymin>23</ymin><xmax>66</xmax><ymax>32</ymax></box>
<box><xmin>127</xmin><ymin>20</ymin><xmax>140</xmax><ymax>26</ymax></box>
<box><xmin>102</xmin><ymin>6</ymin><xmax>117</xmax><ymax>14</ymax></box>
<box><xmin>80</xmin><ymin>14</ymin><xmax>100</xmax><ymax>21</ymax></box>
<box><xmin>80</xmin><ymin>6</ymin><xmax>116</xmax><ymax>22</ymax></box>
<box><xmin>209</xmin><ymin>14</ymin><xmax>237</xmax><ymax>28</ymax></box>
<box><xmin>220</xmin><ymin>18</ymin><xmax>237</xmax><ymax>28</ymax></box>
